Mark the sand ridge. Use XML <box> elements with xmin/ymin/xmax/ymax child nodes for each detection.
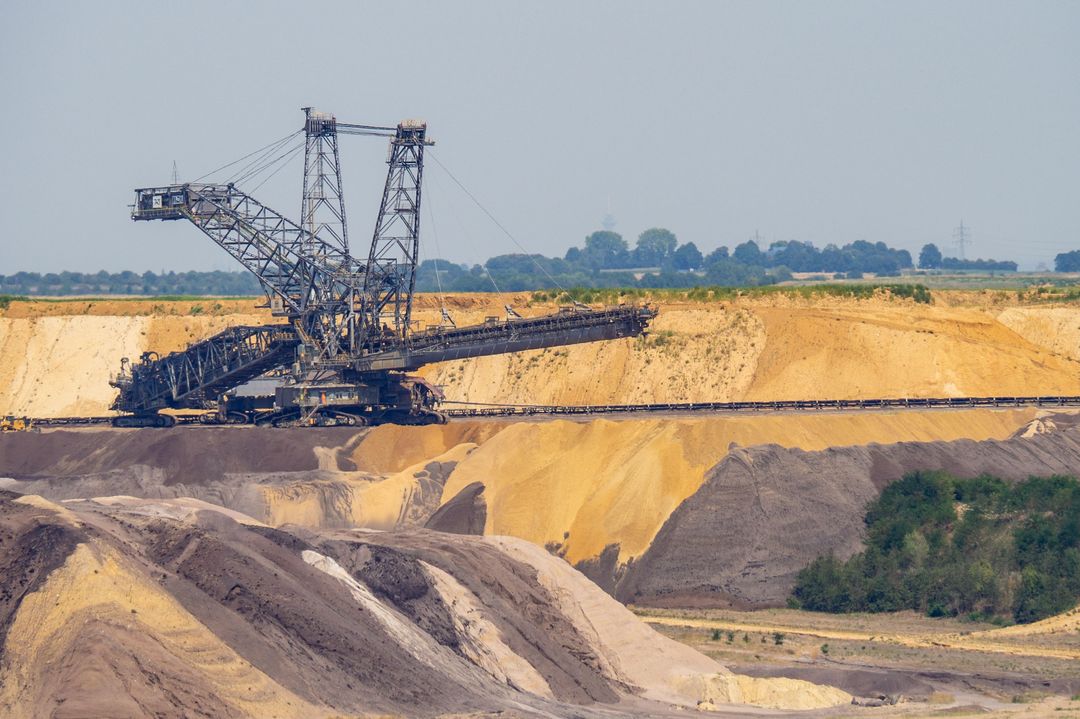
<box><xmin>1</xmin><ymin>409</ymin><xmax>1052</xmax><ymax>587</ymax></box>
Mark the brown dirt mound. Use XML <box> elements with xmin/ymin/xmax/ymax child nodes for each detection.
<box><xmin>0</xmin><ymin>410</ymin><xmax>1047</xmax><ymax>583</ymax></box>
<box><xmin>0</xmin><ymin>490</ymin><xmax>82</xmax><ymax>648</ymax></box>
<box><xmin>438</xmin><ymin>409</ymin><xmax>1040</xmax><ymax>565</ymax></box>
<box><xmin>0</xmin><ymin>427</ymin><xmax>361</xmax><ymax>484</ymax></box>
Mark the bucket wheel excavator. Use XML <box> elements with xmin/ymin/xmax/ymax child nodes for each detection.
<box><xmin>110</xmin><ymin>109</ymin><xmax>655</xmax><ymax>427</ymax></box>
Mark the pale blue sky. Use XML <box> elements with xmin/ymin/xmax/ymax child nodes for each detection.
<box><xmin>1</xmin><ymin>1</ymin><xmax>1077</xmax><ymax>272</ymax></box>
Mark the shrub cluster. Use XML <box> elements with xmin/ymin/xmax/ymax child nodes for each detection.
<box><xmin>0</xmin><ymin>271</ymin><xmax>262</xmax><ymax>296</ymax></box>
<box><xmin>791</xmin><ymin>472</ymin><xmax>1080</xmax><ymax>623</ymax></box>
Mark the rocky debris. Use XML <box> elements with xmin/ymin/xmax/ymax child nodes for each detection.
<box><xmin>851</xmin><ymin>694</ymin><xmax>901</xmax><ymax>707</ymax></box>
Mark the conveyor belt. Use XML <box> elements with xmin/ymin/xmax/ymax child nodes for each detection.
<box><xmin>19</xmin><ymin>394</ymin><xmax>1080</xmax><ymax>429</ymax></box>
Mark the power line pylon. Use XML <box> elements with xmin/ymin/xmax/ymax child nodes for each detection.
<box><xmin>953</xmin><ymin>220</ymin><xmax>971</xmax><ymax>260</ymax></box>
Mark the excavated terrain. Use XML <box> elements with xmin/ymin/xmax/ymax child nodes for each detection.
<box><xmin>615</xmin><ymin>414</ymin><xmax>1080</xmax><ymax>607</ymax></box>
<box><xmin>4</xmin><ymin>292</ymin><xmax>1080</xmax><ymax>714</ymax></box>
<box><xmin>0</xmin><ymin>491</ymin><xmax>853</xmax><ymax>717</ymax></box>
<box><xmin>2</xmin><ymin>410</ymin><xmax>1076</xmax><ymax>612</ymax></box>
<box><xmin>7</xmin><ymin>292</ymin><xmax>1080</xmax><ymax>415</ymax></box>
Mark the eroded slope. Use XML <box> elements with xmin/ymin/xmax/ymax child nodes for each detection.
<box><xmin>0</xmin><ymin>492</ymin><xmax>849</xmax><ymax>716</ymax></box>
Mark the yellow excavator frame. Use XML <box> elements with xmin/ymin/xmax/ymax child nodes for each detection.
<box><xmin>0</xmin><ymin>415</ymin><xmax>33</xmax><ymax>432</ymax></box>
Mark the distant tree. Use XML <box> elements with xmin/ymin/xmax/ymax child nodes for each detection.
<box><xmin>703</xmin><ymin>259</ymin><xmax>777</xmax><ymax>286</ymax></box>
<box><xmin>820</xmin><ymin>244</ymin><xmax>848</xmax><ymax>273</ymax></box>
<box><xmin>582</xmin><ymin>230</ymin><xmax>628</xmax><ymax>268</ymax></box>
<box><xmin>732</xmin><ymin>240</ymin><xmax>764</xmax><ymax>266</ymax></box>
<box><xmin>1055</xmin><ymin>250</ymin><xmax>1080</xmax><ymax>272</ymax></box>
<box><xmin>671</xmin><ymin>242</ymin><xmax>703</xmax><ymax>271</ymax></box>
<box><xmin>770</xmin><ymin>241</ymin><xmax>821</xmax><ymax>272</ymax></box>
<box><xmin>634</xmin><ymin>228</ymin><xmax>678</xmax><ymax>266</ymax></box>
<box><xmin>791</xmin><ymin>472</ymin><xmax>1080</xmax><ymax>623</ymax></box>
<box><xmin>919</xmin><ymin>243</ymin><xmax>943</xmax><ymax>269</ymax></box>
<box><xmin>704</xmin><ymin>246</ymin><xmax>729</xmax><ymax>266</ymax></box>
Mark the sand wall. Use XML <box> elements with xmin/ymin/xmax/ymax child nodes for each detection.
<box><xmin>419</xmin><ymin>301</ymin><xmax>1080</xmax><ymax>404</ymax></box>
<box><xmin>0</xmin><ymin>311</ymin><xmax>267</xmax><ymax>416</ymax></box>
<box><xmin>6</xmin><ymin>297</ymin><xmax>1080</xmax><ymax>416</ymax></box>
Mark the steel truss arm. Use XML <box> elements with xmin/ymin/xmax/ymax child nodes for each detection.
<box><xmin>133</xmin><ymin>183</ymin><xmax>362</xmax><ymax>359</ymax></box>
<box><xmin>353</xmin><ymin>305</ymin><xmax>657</xmax><ymax>371</ymax></box>
<box><xmin>110</xmin><ymin>325</ymin><xmax>299</xmax><ymax>413</ymax></box>
<box><xmin>301</xmin><ymin>108</ymin><xmax>350</xmax><ymax>256</ymax></box>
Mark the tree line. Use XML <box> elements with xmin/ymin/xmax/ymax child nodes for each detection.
<box><xmin>3</xmin><ymin>229</ymin><xmax>1026</xmax><ymax>296</ymax></box>
<box><xmin>917</xmin><ymin>244</ymin><xmax>1017</xmax><ymax>272</ymax></box>
<box><xmin>791</xmin><ymin>471</ymin><xmax>1080</xmax><ymax>624</ymax></box>
<box><xmin>0</xmin><ymin>270</ymin><xmax>264</xmax><ymax>296</ymax></box>
<box><xmin>416</xmin><ymin>229</ymin><xmax>949</xmax><ymax>293</ymax></box>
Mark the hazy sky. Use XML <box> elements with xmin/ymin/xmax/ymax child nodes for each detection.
<box><xmin>2</xmin><ymin>1</ymin><xmax>1077</xmax><ymax>272</ymax></box>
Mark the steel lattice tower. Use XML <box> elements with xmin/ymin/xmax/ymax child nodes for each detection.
<box><xmin>301</xmin><ymin>107</ymin><xmax>349</xmax><ymax>258</ymax></box>
<box><xmin>363</xmin><ymin>120</ymin><xmax>432</xmax><ymax>340</ymax></box>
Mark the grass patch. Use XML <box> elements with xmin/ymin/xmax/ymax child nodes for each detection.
<box><xmin>0</xmin><ymin>295</ymin><xmax>29</xmax><ymax>310</ymax></box>
<box><xmin>531</xmin><ymin>283</ymin><xmax>933</xmax><ymax>305</ymax></box>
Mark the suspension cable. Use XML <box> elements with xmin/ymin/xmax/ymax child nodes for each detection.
<box><xmin>226</xmin><ymin>132</ymin><xmax>303</xmax><ymax>185</ymax></box>
<box><xmin>426</xmin><ymin>170</ymin><xmax>507</xmax><ymax>299</ymax></box>
<box><xmin>423</xmin><ymin>183</ymin><xmax>449</xmax><ymax>318</ymax></box>
<box><xmin>247</xmin><ymin>142</ymin><xmax>306</xmax><ymax>195</ymax></box>
<box><xmin>192</xmin><ymin>129</ymin><xmax>302</xmax><ymax>183</ymax></box>
<box><xmin>232</xmin><ymin>137</ymin><xmax>305</xmax><ymax>187</ymax></box>
<box><xmin>428</xmin><ymin>151</ymin><xmax>567</xmax><ymax>295</ymax></box>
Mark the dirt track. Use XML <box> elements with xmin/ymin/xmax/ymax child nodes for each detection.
<box><xmin>639</xmin><ymin>613</ymin><xmax>1080</xmax><ymax>662</ymax></box>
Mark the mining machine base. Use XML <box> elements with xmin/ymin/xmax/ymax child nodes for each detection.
<box><xmin>111</xmin><ymin>374</ymin><xmax>448</xmax><ymax>429</ymax></box>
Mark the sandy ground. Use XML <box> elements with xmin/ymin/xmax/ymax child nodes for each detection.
<box><xmin>3</xmin><ymin>293</ymin><xmax>1079</xmax><ymax>715</ymax></box>
<box><xmin>641</xmin><ymin>607</ymin><xmax>1080</xmax><ymax>715</ymax></box>
<box><xmin>639</xmin><ymin>610</ymin><xmax>1080</xmax><ymax>662</ymax></box>
<box><xmin>417</xmin><ymin>298</ymin><xmax>1080</xmax><ymax>405</ymax></box>
<box><xmin>0</xmin><ymin>309</ymin><xmax>266</xmax><ymax>416</ymax></box>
